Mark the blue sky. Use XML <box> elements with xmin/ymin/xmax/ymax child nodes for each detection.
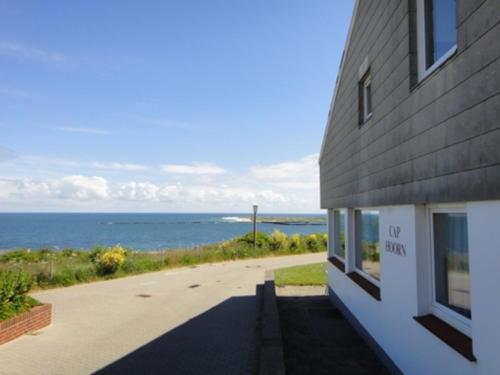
<box><xmin>0</xmin><ymin>1</ymin><xmax>354</xmax><ymax>212</ymax></box>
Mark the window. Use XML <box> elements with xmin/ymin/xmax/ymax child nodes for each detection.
<box><xmin>430</xmin><ymin>209</ymin><xmax>471</xmax><ymax>333</ymax></box>
<box><xmin>359</xmin><ymin>72</ymin><xmax>372</xmax><ymax>125</ymax></box>
<box><xmin>417</xmin><ymin>0</ymin><xmax>457</xmax><ymax>79</ymax></box>
<box><xmin>333</xmin><ymin>209</ymin><xmax>346</xmax><ymax>259</ymax></box>
<box><xmin>355</xmin><ymin>209</ymin><xmax>380</xmax><ymax>282</ymax></box>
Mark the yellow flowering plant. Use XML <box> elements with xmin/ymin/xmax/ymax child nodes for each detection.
<box><xmin>94</xmin><ymin>245</ymin><xmax>127</xmax><ymax>274</ymax></box>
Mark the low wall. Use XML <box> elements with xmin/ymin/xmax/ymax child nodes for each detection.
<box><xmin>0</xmin><ymin>304</ymin><xmax>52</xmax><ymax>345</ymax></box>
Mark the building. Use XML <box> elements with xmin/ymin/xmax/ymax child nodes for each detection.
<box><xmin>319</xmin><ymin>1</ymin><xmax>500</xmax><ymax>374</ymax></box>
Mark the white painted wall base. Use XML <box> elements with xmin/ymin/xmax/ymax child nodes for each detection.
<box><xmin>327</xmin><ymin>201</ymin><xmax>500</xmax><ymax>375</ymax></box>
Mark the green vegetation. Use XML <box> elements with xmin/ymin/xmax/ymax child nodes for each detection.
<box><xmin>0</xmin><ymin>270</ymin><xmax>40</xmax><ymax>321</ymax></box>
<box><xmin>0</xmin><ymin>231</ymin><xmax>326</xmax><ymax>290</ymax></box>
<box><xmin>92</xmin><ymin>245</ymin><xmax>127</xmax><ymax>275</ymax></box>
<box><xmin>274</xmin><ymin>262</ymin><xmax>327</xmax><ymax>287</ymax></box>
<box><xmin>238</xmin><ymin>216</ymin><xmax>326</xmax><ymax>225</ymax></box>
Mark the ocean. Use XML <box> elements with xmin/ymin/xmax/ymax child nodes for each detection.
<box><xmin>0</xmin><ymin>213</ymin><xmax>326</xmax><ymax>251</ymax></box>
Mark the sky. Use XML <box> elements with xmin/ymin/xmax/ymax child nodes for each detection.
<box><xmin>0</xmin><ymin>0</ymin><xmax>354</xmax><ymax>213</ymax></box>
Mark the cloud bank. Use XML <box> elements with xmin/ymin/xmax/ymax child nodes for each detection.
<box><xmin>162</xmin><ymin>163</ymin><xmax>227</xmax><ymax>175</ymax></box>
<box><xmin>0</xmin><ymin>154</ymin><xmax>320</xmax><ymax>212</ymax></box>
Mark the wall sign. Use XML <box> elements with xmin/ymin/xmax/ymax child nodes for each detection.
<box><xmin>385</xmin><ymin>225</ymin><xmax>406</xmax><ymax>256</ymax></box>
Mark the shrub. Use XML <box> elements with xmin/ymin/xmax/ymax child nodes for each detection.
<box><xmin>93</xmin><ymin>245</ymin><xmax>127</xmax><ymax>275</ymax></box>
<box><xmin>289</xmin><ymin>234</ymin><xmax>302</xmax><ymax>253</ymax></box>
<box><xmin>321</xmin><ymin>233</ymin><xmax>328</xmax><ymax>248</ymax></box>
<box><xmin>305</xmin><ymin>234</ymin><xmax>320</xmax><ymax>252</ymax></box>
<box><xmin>180</xmin><ymin>254</ymin><xmax>195</xmax><ymax>265</ymax></box>
<box><xmin>270</xmin><ymin>230</ymin><xmax>287</xmax><ymax>251</ymax></box>
<box><xmin>237</xmin><ymin>232</ymin><xmax>271</xmax><ymax>248</ymax></box>
<box><xmin>88</xmin><ymin>246</ymin><xmax>105</xmax><ymax>263</ymax></box>
<box><xmin>0</xmin><ymin>270</ymin><xmax>38</xmax><ymax>321</ymax></box>
<box><xmin>51</xmin><ymin>268</ymin><xmax>78</xmax><ymax>286</ymax></box>
<box><xmin>73</xmin><ymin>266</ymin><xmax>97</xmax><ymax>282</ymax></box>
<box><xmin>121</xmin><ymin>257</ymin><xmax>163</xmax><ymax>274</ymax></box>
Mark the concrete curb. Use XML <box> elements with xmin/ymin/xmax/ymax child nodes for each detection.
<box><xmin>258</xmin><ymin>270</ymin><xmax>286</xmax><ymax>375</ymax></box>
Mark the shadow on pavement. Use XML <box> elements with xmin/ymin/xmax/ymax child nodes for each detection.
<box><xmin>94</xmin><ymin>290</ymin><xmax>261</xmax><ymax>375</ymax></box>
<box><xmin>277</xmin><ymin>295</ymin><xmax>391</xmax><ymax>375</ymax></box>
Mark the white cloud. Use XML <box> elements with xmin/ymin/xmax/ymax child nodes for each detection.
<box><xmin>58</xmin><ymin>126</ymin><xmax>109</xmax><ymax>135</ymax></box>
<box><xmin>0</xmin><ymin>179</ymin><xmax>18</xmax><ymax>198</ymax></box>
<box><xmin>270</xmin><ymin>181</ymin><xmax>319</xmax><ymax>190</ymax></box>
<box><xmin>91</xmin><ymin>162</ymin><xmax>148</xmax><ymax>172</ymax></box>
<box><xmin>15</xmin><ymin>155</ymin><xmax>148</xmax><ymax>173</ymax></box>
<box><xmin>0</xmin><ymin>42</ymin><xmax>67</xmax><ymax>66</ymax></box>
<box><xmin>115</xmin><ymin>182</ymin><xmax>159</xmax><ymax>201</ymax></box>
<box><xmin>162</xmin><ymin>163</ymin><xmax>227</xmax><ymax>175</ymax></box>
<box><xmin>0</xmin><ymin>175</ymin><xmax>109</xmax><ymax>201</ymax></box>
<box><xmin>56</xmin><ymin>175</ymin><xmax>109</xmax><ymax>200</ymax></box>
<box><xmin>0</xmin><ymin>177</ymin><xmax>288</xmax><ymax>206</ymax></box>
<box><xmin>257</xmin><ymin>190</ymin><xmax>288</xmax><ymax>203</ymax></box>
<box><xmin>0</xmin><ymin>154</ymin><xmax>321</xmax><ymax>212</ymax></box>
<box><xmin>250</xmin><ymin>154</ymin><xmax>318</xmax><ymax>180</ymax></box>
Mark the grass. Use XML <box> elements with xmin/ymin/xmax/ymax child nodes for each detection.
<box><xmin>0</xmin><ymin>231</ymin><xmax>327</xmax><ymax>290</ymax></box>
<box><xmin>274</xmin><ymin>262</ymin><xmax>327</xmax><ymax>287</ymax></box>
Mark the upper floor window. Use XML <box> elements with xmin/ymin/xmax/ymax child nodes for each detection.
<box><xmin>355</xmin><ymin>209</ymin><xmax>380</xmax><ymax>282</ymax></box>
<box><xmin>417</xmin><ymin>0</ymin><xmax>457</xmax><ymax>80</ymax></box>
<box><xmin>359</xmin><ymin>71</ymin><xmax>372</xmax><ymax>125</ymax></box>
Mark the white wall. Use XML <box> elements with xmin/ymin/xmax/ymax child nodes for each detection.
<box><xmin>467</xmin><ymin>201</ymin><xmax>500</xmax><ymax>374</ymax></box>
<box><xmin>328</xmin><ymin>202</ymin><xmax>500</xmax><ymax>375</ymax></box>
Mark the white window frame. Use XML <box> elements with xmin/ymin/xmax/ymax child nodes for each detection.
<box><xmin>428</xmin><ymin>205</ymin><xmax>471</xmax><ymax>336</ymax></box>
<box><xmin>333</xmin><ymin>209</ymin><xmax>347</xmax><ymax>262</ymax></box>
<box><xmin>354</xmin><ymin>208</ymin><xmax>380</xmax><ymax>286</ymax></box>
<box><xmin>327</xmin><ymin>209</ymin><xmax>335</xmax><ymax>259</ymax></box>
<box><xmin>416</xmin><ymin>0</ymin><xmax>457</xmax><ymax>81</ymax></box>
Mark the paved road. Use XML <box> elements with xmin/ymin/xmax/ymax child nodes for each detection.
<box><xmin>0</xmin><ymin>253</ymin><xmax>325</xmax><ymax>375</ymax></box>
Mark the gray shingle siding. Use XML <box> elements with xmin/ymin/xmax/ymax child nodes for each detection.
<box><xmin>320</xmin><ymin>0</ymin><xmax>500</xmax><ymax>209</ymax></box>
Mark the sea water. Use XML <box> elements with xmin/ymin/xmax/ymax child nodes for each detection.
<box><xmin>0</xmin><ymin>213</ymin><xmax>326</xmax><ymax>251</ymax></box>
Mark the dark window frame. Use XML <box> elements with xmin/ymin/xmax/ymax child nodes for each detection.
<box><xmin>358</xmin><ymin>70</ymin><xmax>372</xmax><ymax>126</ymax></box>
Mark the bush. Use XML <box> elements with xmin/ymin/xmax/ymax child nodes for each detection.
<box><xmin>270</xmin><ymin>230</ymin><xmax>287</xmax><ymax>251</ymax></box>
<box><xmin>88</xmin><ymin>246</ymin><xmax>105</xmax><ymax>263</ymax></box>
<box><xmin>121</xmin><ymin>257</ymin><xmax>163</xmax><ymax>274</ymax></box>
<box><xmin>93</xmin><ymin>245</ymin><xmax>127</xmax><ymax>275</ymax></box>
<box><xmin>237</xmin><ymin>232</ymin><xmax>271</xmax><ymax>248</ymax></box>
<box><xmin>51</xmin><ymin>268</ymin><xmax>78</xmax><ymax>286</ymax></box>
<box><xmin>0</xmin><ymin>270</ymin><xmax>38</xmax><ymax>321</ymax></box>
<box><xmin>289</xmin><ymin>234</ymin><xmax>302</xmax><ymax>253</ymax></box>
<box><xmin>305</xmin><ymin>234</ymin><xmax>320</xmax><ymax>252</ymax></box>
<box><xmin>321</xmin><ymin>233</ymin><xmax>328</xmax><ymax>248</ymax></box>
